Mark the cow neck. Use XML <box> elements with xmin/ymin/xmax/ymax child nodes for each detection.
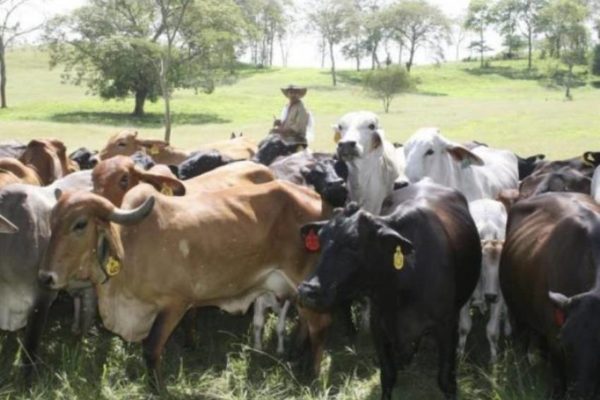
<box><xmin>152</xmin><ymin>147</ymin><xmax>188</xmax><ymax>165</ymax></box>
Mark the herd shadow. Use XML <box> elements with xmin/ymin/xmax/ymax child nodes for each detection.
<box><xmin>48</xmin><ymin>112</ymin><xmax>230</xmax><ymax>128</ymax></box>
<box><xmin>465</xmin><ymin>65</ymin><xmax>545</xmax><ymax>81</ymax></box>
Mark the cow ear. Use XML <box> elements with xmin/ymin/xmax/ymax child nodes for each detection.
<box><xmin>497</xmin><ymin>189</ymin><xmax>519</xmax><ymax>211</ymax></box>
<box><xmin>446</xmin><ymin>146</ymin><xmax>484</xmax><ymax>167</ymax></box>
<box><xmin>300</xmin><ymin>166</ymin><xmax>311</xmax><ymax>179</ymax></box>
<box><xmin>371</xmin><ymin>130</ymin><xmax>383</xmax><ymax>150</ymax></box>
<box><xmin>300</xmin><ymin>221</ymin><xmax>327</xmax><ymax>252</ymax></box>
<box><xmin>376</xmin><ymin>224</ymin><xmax>414</xmax><ymax>256</ymax></box>
<box><xmin>549</xmin><ymin>291</ymin><xmax>573</xmax><ymax>328</ymax></box>
<box><xmin>168</xmin><ymin>165</ymin><xmax>180</xmax><ymax>179</ymax></box>
<box><xmin>95</xmin><ymin>220</ymin><xmax>124</xmax><ymax>280</ymax></box>
<box><xmin>333</xmin><ymin>159</ymin><xmax>348</xmax><ymax>181</ymax></box>
<box><xmin>134</xmin><ymin>167</ymin><xmax>186</xmax><ymax>197</ymax></box>
<box><xmin>300</xmin><ymin>221</ymin><xmax>327</xmax><ymax>238</ymax></box>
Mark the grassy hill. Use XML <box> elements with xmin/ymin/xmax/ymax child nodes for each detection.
<box><xmin>1</xmin><ymin>48</ymin><xmax>599</xmax><ymax>158</ymax></box>
<box><xmin>0</xmin><ymin>48</ymin><xmax>597</xmax><ymax>400</ymax></box>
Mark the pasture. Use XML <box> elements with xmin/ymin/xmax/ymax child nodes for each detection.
<box><xmin>0</xmin><ymin>47</ymin><xmax>598</xmax><ymax>400</ymax></box>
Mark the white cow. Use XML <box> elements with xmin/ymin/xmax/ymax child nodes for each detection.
<box><xmin>592</xmin><ymin>166</ymin><xmax>600</xmax><ymax>202</ymax></box>
<box><xmin>253</xmin><ymin>293</ymin><xmax>291</xmax><ymax>354</ymax></box>
<box><xmin>335</xmin><ymin>111</ymin><xmax>405</xmax><ymax>214</ymax></box>
<box><xmin>458</xmin><ymin>199</ymin><xmax>511</xmax><ymax>363</ymax></box>
<box><xmin>404</xmin><ymin>128</ymin><xmax>518</xmax><ymax>201</ymax></box>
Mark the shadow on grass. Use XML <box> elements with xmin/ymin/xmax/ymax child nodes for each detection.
<box><xmin>48</xmin><ymin>112</ymin><xmax>230</xmax><ymax>127</ymax></box>
<box><xmin>465</xmin><ymin>66</ymin><xmax>545</xmax><ymax>81</ymax></box>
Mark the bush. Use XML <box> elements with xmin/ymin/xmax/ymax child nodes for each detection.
<box><xmin>362</xmin><ymin>66</ymin><xmax>416</xmax><ymax>113</ymax></box>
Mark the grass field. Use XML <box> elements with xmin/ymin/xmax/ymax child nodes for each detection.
<box><xmin>0</xmin><ymin>48</ymin><xmax>599</xmax><ymax>400</ymax></box>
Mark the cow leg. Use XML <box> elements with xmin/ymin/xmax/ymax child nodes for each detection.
<box><xmin>181</xmin><ymin>309</ymin><xmax>197</xmax><ymax>349</ymax></box>
<box><xmin>487</xmin><ymin>300</ymin><xmax>503</xmax><ymax>364</ymax></box>
<box><xmin>23</xmin><ymin>289</ymin><xmax>57</xmax><ymax>382</ymax></box>
<box><xmin>80</xmin><ymin>288</ymin><xmax>97</xmax><ymax>335</ymax></box>
<box><xmin>434</xmin><ymin>318</ymin><xmax>459</xmax><ymax>400</ymax></box>
<box><xmin>71</xmin><ymin>295</ymin><xmax>82</xmax><ymax>335</ymax></box>
<box><xmin>276</xmin><ymin>300</ymin><xmax>291</xmax><ymax>355</ymax></box>
<box><xmin>253</xmin><ymin>296</ymin><xmax>268</xmax><ymax>352</ymax></box>
<box><xmin>457</xmin><ymin>301</ymin><xmax>472</xmax><ymax>358</ymax></box>
<box><xmin>298</xmin><ymin>307</ymin><xmax>332</xmax><ymax>377</ymax></box>
<box><xmin>142</xmin><ymin>305</ymin><xmax>187</xmax><ymax>393</ymax></box>
<box><xmin>369</xmin><ymin>307</ymin><xmax>397</xmax><ymax>400</ymax></box>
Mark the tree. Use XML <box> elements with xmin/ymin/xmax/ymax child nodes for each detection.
<box><xmin>308</xmin><ymin>0</ymin><xmax>351</xmax><ymax>86</ymax></box>
<box><xmin>384</xmin><ymin>0</ymin><xmax>450</xmax><ymax>72</ymax></box>
<box><xmin>341</xmin><ymin>2</ymin><xmax>365</xmax><ymax>71</ymax></box>
<box><xmin>493</xmin><ymin>0</ymin><xmax>523</xmax><ymax>58</ymax></box>
<box><xmin>516</xmin><ymin>0</ymin><xmax>547</xmax><ymax>69</ymax></box>
<box><xmin>538</xmin><ymin>0</ymin><xmax>589</xmax><ymax>99</ymax></box>
<box><xmin>592</xmin><ymin>44</ymin><xmax>600</xmax><ymax>78</ymax></box>
<box><xmin>363</xmin><ymin>65</ymin><xmax>415</xmax><ymax>112</ymax></box>
<box><xmin>0</xmin><ymin>0</ymin><xmax>42</xmax><ymax>109</ymax></box>
<box><xmin>451</xmin><ymin>15</ymin><xmax>468</xmax><ymax>61</ymax></box>
<box><xmin>465</xmin><ymin>0</ymin><xmax>495</xmax><ymax>67</ymax></box>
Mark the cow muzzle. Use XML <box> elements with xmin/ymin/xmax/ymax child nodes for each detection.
<box><xmin>337</xmin><ymin>141</ymin><xmax>360</xmax><ymax>161</ymax></box>
<box><xmin>38</xmin><ymin>271</ymin><xmax>59</xmax><ymax>290</ymax></box>
<box><xmin>323</xmin><ymin>181</ymin><xmax>348</xmax><ymax>207</ymax></box>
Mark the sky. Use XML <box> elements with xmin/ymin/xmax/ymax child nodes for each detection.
<box><xmin>10</xmin><ymin>0</ymin><xmax>502</xmax><ymax>68</ymax></box>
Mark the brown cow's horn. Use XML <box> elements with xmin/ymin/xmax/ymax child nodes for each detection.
<box><xmin>108</xmin><ymin>196</ymin><xmax>155</xmax><ymax>225</ymax></box>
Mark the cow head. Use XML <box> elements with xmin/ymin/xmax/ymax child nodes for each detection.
<box><xmin>335</xmin><ymin>111</ymin><xmax>385</xmax><ymax>162</ymax></box>
<box><xmin>549</xmin><ymin>291</ymin><xmax>600</xmax><ymax>397</ymax></box>
<box><xmin>297</xmin><ymin>205</ymin><xmax>413</xmax><ymax>310</ymax></box>
<box><xmin>99</xmin><ymin>130</ymin><xmax>169</xmax><ymax>160</ymax></box>
<box><xmin>177</xmin><ymin>150</ymin><xmax>236</xmax><ymax>180</ymax></box>
<box><xmin>0</xmin><ymin>214</ymin><xmax>18</xmax><ymax>234</ymax></box>
<box><xmin>254</xmin><ymin>135</ymin><xmax>307</xmax><ymax>165</ymax></box>
<box><xmin>39</xmin><ymin>191</ymin><xmax>155</xmax><ymax>289</ymax></box>
<box><xmin>404</xmin><ymin>128</ymin><xmax>484</xmax><ymax>183</ymax></box>
<box><xmin>69</xmin><ymin>147</ymin><xmax>99</xmax><ymax>170</ymax></box>
<box><xmin>480</xmin><ymin>239</ymin><xmax>503</xmax><ymax>304</ymax></box>
<box><xmin>517</xmin><ymin>153</ymin><xmax>546</xmax><ymax>180</ymax></box>
<box><xmin>301</xmin><ymin>159</ymin><xmax>348</xmax><ymax>208</ymax></box>
<box><xmin>92</xmin><ymin>156</ymin><xmax>185</xmax><ymax>206</ymax></box>
<box><xmin>19</xmin><ymin>139</ymin><xmax>74</xmax><ymax>185</ymax></box>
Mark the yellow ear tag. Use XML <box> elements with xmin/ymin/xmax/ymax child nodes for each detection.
<box><xmin>149</xmin><ymin>144</ymin><xmax>160</xmax><ymax>155</ymax></box>
<box><xmin>105</xmin><ymin>256</ymin><xmax>121</xmax><ymax>276</ymax></box>
<box><xmin>161</xmin><ymin>184</ymin><xmax>173</xmax><ymax>196</ymax></box>
<box><xmin>393</xmin><ymin>246</ymin><xmax>404</xmax><ymax>270</ymax></box>
<box><xmin>581</xmin><ymin>155</ymin><xmax>594</xmax><ymax>167</ymax></box>
<box><xmin>334</xmin><ymin>131</ymin><xmax>341</xmax><ymax>143</ymax></box>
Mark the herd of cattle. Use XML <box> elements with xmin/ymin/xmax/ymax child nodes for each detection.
<box><xmin>1</xmin><ymin>110</ymin><xmax>600</xmax><ymax>399</ymax></box>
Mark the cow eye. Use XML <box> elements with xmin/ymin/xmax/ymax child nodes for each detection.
<box><xmin>72</xmin><ymin>219</ymin><xmax>88</xmax><ymax>232</ymax></box>
<box><xmin>425</xmin><ymin>149</ymin><xmax>434</xmax><ymax>156</ymax></box>
<box><xmin>338</xmin><ymin>124</ymin><xmax>343</xmax><ymax>131</ymax></box>
<box><xmin>117</xmin><ymin>142</ymin><xmax>126</xmax><ymax>148</ymax></box>
<box><xmin>368</xmin><ymin>123</ymin><xmax>376</xmax><ymax>130</ymax></box>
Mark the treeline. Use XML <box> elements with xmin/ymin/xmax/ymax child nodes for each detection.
<box><xmin>0</xmin><ymin>0</ymin><xmax>599</xmax><ymax>134</ymax></box>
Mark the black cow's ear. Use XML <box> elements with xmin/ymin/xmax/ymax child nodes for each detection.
<box><xmin>377</xmin><ymin>224</ymin><xmax>414</xmax><ymax>255</ymax></box>
<box><xmin>334</xmin><ymin>159</ymin><xmax>348</xmax><ymax>181</ymax></box>
<box><xmin>300</xmin><ymin>221</ymin><xmax>327</xmax><ymax>238</ymax></box>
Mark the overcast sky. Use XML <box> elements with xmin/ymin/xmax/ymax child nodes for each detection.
<box><xmin>12</xmin><ymin>0</ymin><xmax>502</xmax><ymax>68</ymax></box>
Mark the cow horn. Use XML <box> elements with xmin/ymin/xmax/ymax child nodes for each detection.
<box><xmin>108</xmin><ymin>196</ymin><xmax>155</xmax><ymax>225</ymax></box>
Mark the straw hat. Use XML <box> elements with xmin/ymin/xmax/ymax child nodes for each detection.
<box><xmin>280</xmin><ymin>84</ymin><xmax>307</xmax><ymax>98</ymax></box>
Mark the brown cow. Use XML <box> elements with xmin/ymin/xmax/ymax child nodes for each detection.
<box><xmin>39</xmin><ymin>180</ymin><xmax>330</xmax><ymax>391</ymax></box>
<box><xmin>0</xmin><ymin>159</ymin><xmax>41</xmax><ymax>187</ymax></box>
<box><xmin>500</xmin><ymin>193</ymin><xmax>600</xmax><ymax>398</ymax></box>
<box><xmin>99</xmin><ymin>130</ymin><xmax>256</xmax><ymax>164</ymax></box>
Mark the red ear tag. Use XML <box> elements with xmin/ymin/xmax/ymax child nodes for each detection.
<box><xmin>554</xmin><ymin>308</ymin><xmax>566</xmax><ymax>327</ymax></box>
<box><xmin>304</xmin><ymin>229</ymin><xmax>320</xmax><ymax>252</ymax></box>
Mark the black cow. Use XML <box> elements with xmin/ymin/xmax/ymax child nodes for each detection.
<box><xmin>172</xmin><ymin>150</ymin><xmax>238</xmax><ymax>180</ymax></box>
<box><xmin>500</xmin><ymin>193</ymin><xmax>600</xmax><ymax>399</ymax></box>
<box><xmin>68</xmin><ymin>147</ymin><xmax>98</xmax><ymax>170</ymax></box>
<box><xmin>518</xmin><ymin>166</ymin><xmax>591</xmax><ymax>200</ymax></box>
<box><xmin>516</xmin><ymin>153</ymin><xmax>546</xmax><ymax>180</ymax></box>
<box><xmin>531</xmin><ymin>151</ymin><xmax>600</xmax><ymax>178</ymax></box>
<box><xmin>253</xmin><ymin>135</ymin><xmax>307</xmax><ymax>165</ymax></box>
<box><xmin>269</xmin><ymin>151</ymin><xmax>348</xmax><ymax>207</ymax></box>
<box><xmin>298</xmin><ymin>181</ymin><xmax>481</xmax><ymax>400</ymax></box>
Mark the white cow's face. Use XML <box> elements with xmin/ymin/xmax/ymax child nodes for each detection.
<box><xmin>403</xmin><ymin>127</ymin><xmax>484</xmax><ymax>183</ymax></box>
<box><xmin>481</xmin><ymin>240</ymin><xmax>503</xmax><ymax>302</ymax></box>
<box><xmin>335</xmin><ymin>111</ymin><xmax>384</xmax><ymax>161</ymax></box>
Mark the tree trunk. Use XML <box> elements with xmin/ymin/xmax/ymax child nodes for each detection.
<box><xmin>527</xmin><ymin>26</ymin><xmax>533</xmax><ymax>70</ymax></box>
<box><xmin>133</xmin><ymin>89</ymin><xmax>147</xmax><ymax>116</ymax></box>
<box><xmin>398</xmin><ymin>41</ymin><xmax>403</xmax><ymax>64</ymax></box>
<box><xmin>356</xmin><ymin>54</ymin><xmax>360</xmax><ymax>71</ymax></box>
<box><xmin>406</xmin><ymin>41</ymin><xmax>416</xmax><ymax>72</ymax></box>
<box><xmin>0</xmin><ymin>40</ymin><xmax>7</xmax><ymax>109</ymax></box>
<box><xmin>159</xmin><ymin>57</ymin><xmax>172</xmax><ymax>142</ymax></box>
<box><xmin>480</xmin><ymin>27</ymin><xmax>485</xmax><ymax>68</ymax></box>
<box><xmin>565</xmin><ymin>63</ymin><xmax>573</xmax><ymax>100</ymax></box>
<box><xmin>328</xmin><ymin>40</ymin><xmax>336</xmax><ymax>86</ymax></box>
<box><xmin>320</xmin><ymin>37</ymin><xmax>326</xmax><ymax>69</ymax></box>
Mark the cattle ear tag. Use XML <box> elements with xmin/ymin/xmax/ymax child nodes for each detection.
<box><xmin>149</xmin><ymin>144</ymin><xmax>160</xmax><ymax>155</ymax></box>
<box><xmin>393</xmin><ymin>246</ymin><xmax>404</xmax><ymax>270</ymax></box>
<box><xmin>105</xmin><ymin>256</ymin><xmax>121</xmax><ymax>277</ymax></box>
<box><xmin>161</xmin><ymin>183</ymin><xmax>173</xmax><ymax>196</ymax></box>
<box><xmin>304</xmin><ymin>229</ymin><xmax>320</xmax><ymax>252</ymax></box>
<box><xmin>334</xmin><ymin>131</ymin><xmax>341</xmax><ymax>143</ymax></box>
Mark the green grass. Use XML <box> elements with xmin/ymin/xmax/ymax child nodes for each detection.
<box><xmin>0</xmin><ymin>48</ymin><xmax>597</xmax><ymax>399</ymax></box>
